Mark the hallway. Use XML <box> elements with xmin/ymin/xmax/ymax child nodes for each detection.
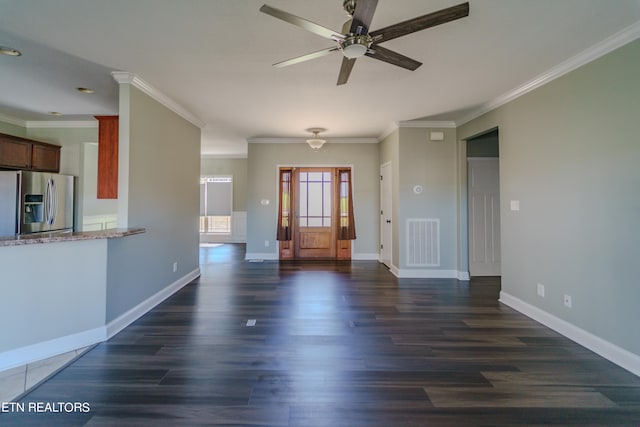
<box><xmin>2</xmin><ymin>244</ymin><xmax>640</xmax><ymax>425</ymax></box>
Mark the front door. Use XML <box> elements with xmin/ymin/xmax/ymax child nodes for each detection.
<box><xmin>294</xmin><ymin>168</ymin><xmax>336</xmax><ymax>259</ymax></box>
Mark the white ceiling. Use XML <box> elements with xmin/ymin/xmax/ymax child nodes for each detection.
<box><xmin>1</xmin><ymin>0</ymin><xmax>639</xmax><ymax>156</ymax></box>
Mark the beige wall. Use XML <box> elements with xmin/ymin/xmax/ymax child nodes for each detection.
<box><xmin>246</xmin><ymin>142</ymin><xmax>380</xmax><ymax>258</ymax></box>
<box><xmin>0</xmin><ymin>121</ymin><xmax>27</xmax><ymax>138</ymax></box>
<box><xmin>106</xmin><ymin>85</ymin><xmax>201</xmax><ymax>322</ymax></box>
<box><xmin>380</xmin><ymin>127</ymin><xmax>460</xmax><ymax>275</ymax></box>
<box><xmin>398</xmin><ymin>127</ymin><xmax>459</xmax><ymax>273</ymax></box>
<box><xmin>458</xmin><ymin>39</ymin><xmax>640</xmax><ymax>357</ymax></box>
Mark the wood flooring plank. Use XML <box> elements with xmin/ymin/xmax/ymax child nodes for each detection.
<box><xmin>2</xmin><ymin>243</ymin><xmax>639</xmax><ymax>426</ymax></box>
<box><xmin>424</xmin><ymin>387</ymin><xmax>618</xmax><ymax>408</ymax></box>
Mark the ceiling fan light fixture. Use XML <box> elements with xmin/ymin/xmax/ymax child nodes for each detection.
<box><xmin>340</xmin><ymin>36</ymin><xmax>370</xmax><ymax>59</ymax></box>
<box><xmin>342</xmin><ymin>43</ymin><xmax>367</xmax><ymax>59</ymax></box>
<box><xmin>306</xmin><ymin>128</ymin><xmax>327</xmax><ymax>151</ymax></box>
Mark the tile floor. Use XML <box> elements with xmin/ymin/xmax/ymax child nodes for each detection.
<box><xmin>0</xmin><ymin>347</ymin><xmax>91</xmax><ymax>403</ymax></box>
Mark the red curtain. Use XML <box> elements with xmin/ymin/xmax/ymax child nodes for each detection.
<box><xmin>338</xmin><ymin>169</ymin><xmax>356</xmax><ymax>240</ymax></box>
<box><xmin>276</xmin><ymin>168</ymin><xmax>292</xmax><ymax>241</ymax></box>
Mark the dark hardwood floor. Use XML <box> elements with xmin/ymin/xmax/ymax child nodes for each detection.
<box><xmin>3</xmin><ymin>243</ymin><xmax>640</xmax><ymax>426</ymax></box>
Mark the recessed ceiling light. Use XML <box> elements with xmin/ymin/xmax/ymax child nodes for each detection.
<box><xmin>0</xmin><ymin>46</ymin><xmax>21</xmax><ymax>56</ymax></box>
<box><xmin>77</xmin><ymin>87</ymin><xmax>94</xmax><ymax>94</ymax></box>
<box><xmin>48</xmin><ymin>111</ymin><xmax>63</xmax><ymax>116</ymax></box>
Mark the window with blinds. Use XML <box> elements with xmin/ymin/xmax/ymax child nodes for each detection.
<box><xmin>200</xmin><ymin>176</ymin><xmax>232</xmax><ymax>233</ymax></box>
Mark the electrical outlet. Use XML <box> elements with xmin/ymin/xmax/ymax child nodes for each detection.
<box><xmin>173</xmin><ymin>262</ymin><xmax>178</xmax><ymax>273</ymax></box>
<box><xmin>264</xmin><ymin>240</ymin><xmax>270</xmax><ymax>247</ymax></box>
<box><xmin>563</xmin><ymin>294</ymin><xmax>572</xmax><ymax>308</ymax></box>
<box><xmin>537</xmin><ymin>283</ymin><xmax>545</xmax><ymax>297</ymax></box>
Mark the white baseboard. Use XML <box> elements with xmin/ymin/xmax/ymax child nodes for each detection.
<box><xmin>392</xmin><ymin>268</ymin><xmax>459</xmax><ymax>279</ymax></box>
<box><xmin>500</xmin><ymin>291</ymin><xmax>640</xmax><ymax>378</ymax></box>
<box><xmin>0</xmin><ymin>268</ymin><xmax>202</xmax><ymax>373</ymax></box>
<box><xmin>389</xmin><ymin>265</ymin><xmax>400</xmax><ymax>277</ymax></box>
<box><xmin>386</xmin><ymin>265</ymin><xmax>469</xmax><ymax>281</ymax></box>
<box><xmin>352</xmin><ymin>253</ymin><xmax>380</xmax><ymax>261</ymax></box>
<box><xmin>245</xmin><ymin>252</ymin><xmax>278</xmax><ymax>261</ymax></box>
<box><xmin>106</xmin><ymin>268</ymin><xmax>201</xmax><ymax>339</ymax></box>
<box><xmin>0</xmin><ymin>327</ymin><xmax>106</xmax><ymax>372</ymax></box>
<box><xmin>457</xmin><ymin>271</ymin><xmax>470</xmax><ymax>280</ymax></box>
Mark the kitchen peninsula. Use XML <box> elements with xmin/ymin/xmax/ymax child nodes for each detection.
<box><xmin>0</xmin><ymin>227</ymin><xmax>145</xmax><ymax>246</ymax></box>
<box><xmin>0</xmin><ymin>227</ymin><xmax>149</xmax><ymax>372</ymax></box>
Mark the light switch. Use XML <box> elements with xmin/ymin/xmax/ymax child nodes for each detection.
<box><xmin>510</xmin><ymin>200</ymin><xmax>520</xmax><ymax>211</ymax></box>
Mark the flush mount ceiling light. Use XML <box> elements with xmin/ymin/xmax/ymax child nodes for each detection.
<box><xmin>0</xmin><ymin>46</ymin><xmax>22</xmax><ymax>56</ymax></box>
<box><xmin>48</xmin><ymin>111</ymin><xmax>63</xmax><ymax>116</ymax></box>
<box><xmin>306</xmin><ymin>128</ymin><xmax>327</xmax><ymax>151</ymax></box>
<box><xmin>76</xmin><ymin>87</ymin><xmax>95</xmax><ymax>94</ymax></box>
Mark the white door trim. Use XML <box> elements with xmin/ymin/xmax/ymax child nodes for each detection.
<box><xmin>380</xmin><ymin>162</ymin><xmax>392</xmax><ymax>268</ymax></box>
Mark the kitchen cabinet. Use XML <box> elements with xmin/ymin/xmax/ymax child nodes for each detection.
<box><xmin>0</xmin><ymin>133</ymin><xmax>61</xmax><ymax>172</ymax></box>
<box><xmin>95</xmin><ymin>116</ymin><xmax>118</xmax><ymax>199</ymax></box>
<box><xmin>31</xmin><ymin>142</ymin><xmax>61</xmax><ymax>172</ymax></box>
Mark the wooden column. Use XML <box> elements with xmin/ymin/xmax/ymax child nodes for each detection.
<box><xmin>95</xmin><ymin>116</ymin><xmax>119</xmax><ymax>199</ymax></box>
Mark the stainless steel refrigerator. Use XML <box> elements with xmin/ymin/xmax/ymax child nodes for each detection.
<box><xmin>0</xmin><ymin>170</ymin><xmax>74</xmax><ymax>237</ymax></box>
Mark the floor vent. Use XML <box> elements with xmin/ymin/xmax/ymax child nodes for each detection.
<box><xmin>406</xmin><ymin>218</ymin><xmax>440</xmax><ymax>267</ymax></box>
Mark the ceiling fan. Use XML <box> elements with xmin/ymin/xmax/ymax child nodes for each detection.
<box><xmin>260</xmin><ymin>0</ymin><xmax>470</xmax><ymax>85</ymax></box>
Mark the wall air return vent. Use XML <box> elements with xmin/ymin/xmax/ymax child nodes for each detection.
<box><xmin>406</xmin><ymin>218</ymin><xmax>440</xmax><ymax>267</ymax></box>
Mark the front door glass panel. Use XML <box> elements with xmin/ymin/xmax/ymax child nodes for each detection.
<box><xmin>298</xmin><ymin>171</ymin><xmax>332</xmax><ymax>228</ymax></box>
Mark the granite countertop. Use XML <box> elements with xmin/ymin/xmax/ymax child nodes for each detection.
<box><xmin>0</xmin><ymin>228</ymin><xmax>146</xmax><ymax>247</ymax></box>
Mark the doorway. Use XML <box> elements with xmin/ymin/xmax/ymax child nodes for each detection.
<box><xmin>295</xmin><ymin>168</ymin><xmax>336</xmax><ymax>259</ymax></box>
<box><xmin>380</xmin><ymin>162</ymin><xmax>392</xmax><ymax>268</ymax></box>
<box><xmin>467</xmin><ymin>129</ymin><xmax>501</xmax><ymax>277</ymax></box>
<box><xmin>278</xmin><ymin>167</ymin><xmax>353</xmax><ymax>260</ymax></box>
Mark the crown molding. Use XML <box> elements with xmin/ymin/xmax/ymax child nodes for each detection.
<box><xmin>0</xmin><ymin>113</ymin><xmax>26</xmax><ymax>127</ymax></box>
<box><xmin>399</xmin><ymin>120</ymin><xmax>456</xmax><ymax>128</ymax></box>
<box><xmin>379</xmin><ymin>123</ymin><xmax>398</xmax><ymax>141</ymax></box>
<box><xmin>111</xmin><ymin>71</ymin><xmax>205</xmax><ymax>128</ymax></box>
<box><xmin>457</xmin><ymin>20</ymin><xmax>640</xmax><ymax>126</ymax></box>
<box><xmin>27</xmin><ymin>120</ymin><xmax>97</xmax><ymax>129</ymax></box>
<box><xmin>0</xmin><ymin>113</ymin><xmax>97</xmax><ymax>129</ymax></box>
<box><xmin>111</xmin><ymin>71</ymin><xmax>136</xmax><ymax>84</ymax></box>
<box><xmin>378</xmin><ymin>121</ymin><xmax>456</xmax><ymax>142</ymax></box>
<box><xmin>247</xmin><ymin>137</ymin><xmax>378</xmax><ymax>144</ymax></box>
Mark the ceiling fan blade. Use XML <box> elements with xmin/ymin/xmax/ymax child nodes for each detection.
<box><xmin>337</xmin><ymin>57</ymin><xmax>357</xmax><ymax>85</ymax></box>
<box><xmin>273</xmin><ymin>47</ymin><xmax>340</xmax><ymax>68</ymax></box>
<box><xmin>366</xmin><ymin>45</ymin><xmax>422</xmax><ymax>71</ymax></box>
<box><xmin>260</xmin><ymin>4</ymin><xmax>345</xmax><ymax>42</ymax></box>
<box><xmin>369</xmin><ymin>2</ymin><xmax>469</xmax><ymax>43</ymax></box>
<box><xmin>350</xmin><ymin>0</ymin><xmax>379</xmax><ymax>34</ymax></box>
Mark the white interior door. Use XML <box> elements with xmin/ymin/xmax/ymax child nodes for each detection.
<box><xmin>380</xmin><ymin>162</ymin><xmax>392</xmax><ymax>267</ymax></box>
<box><xmin>468</xmin><ymin>158</ymin><xmax>501</xmax><ymax>276</ymax></box>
